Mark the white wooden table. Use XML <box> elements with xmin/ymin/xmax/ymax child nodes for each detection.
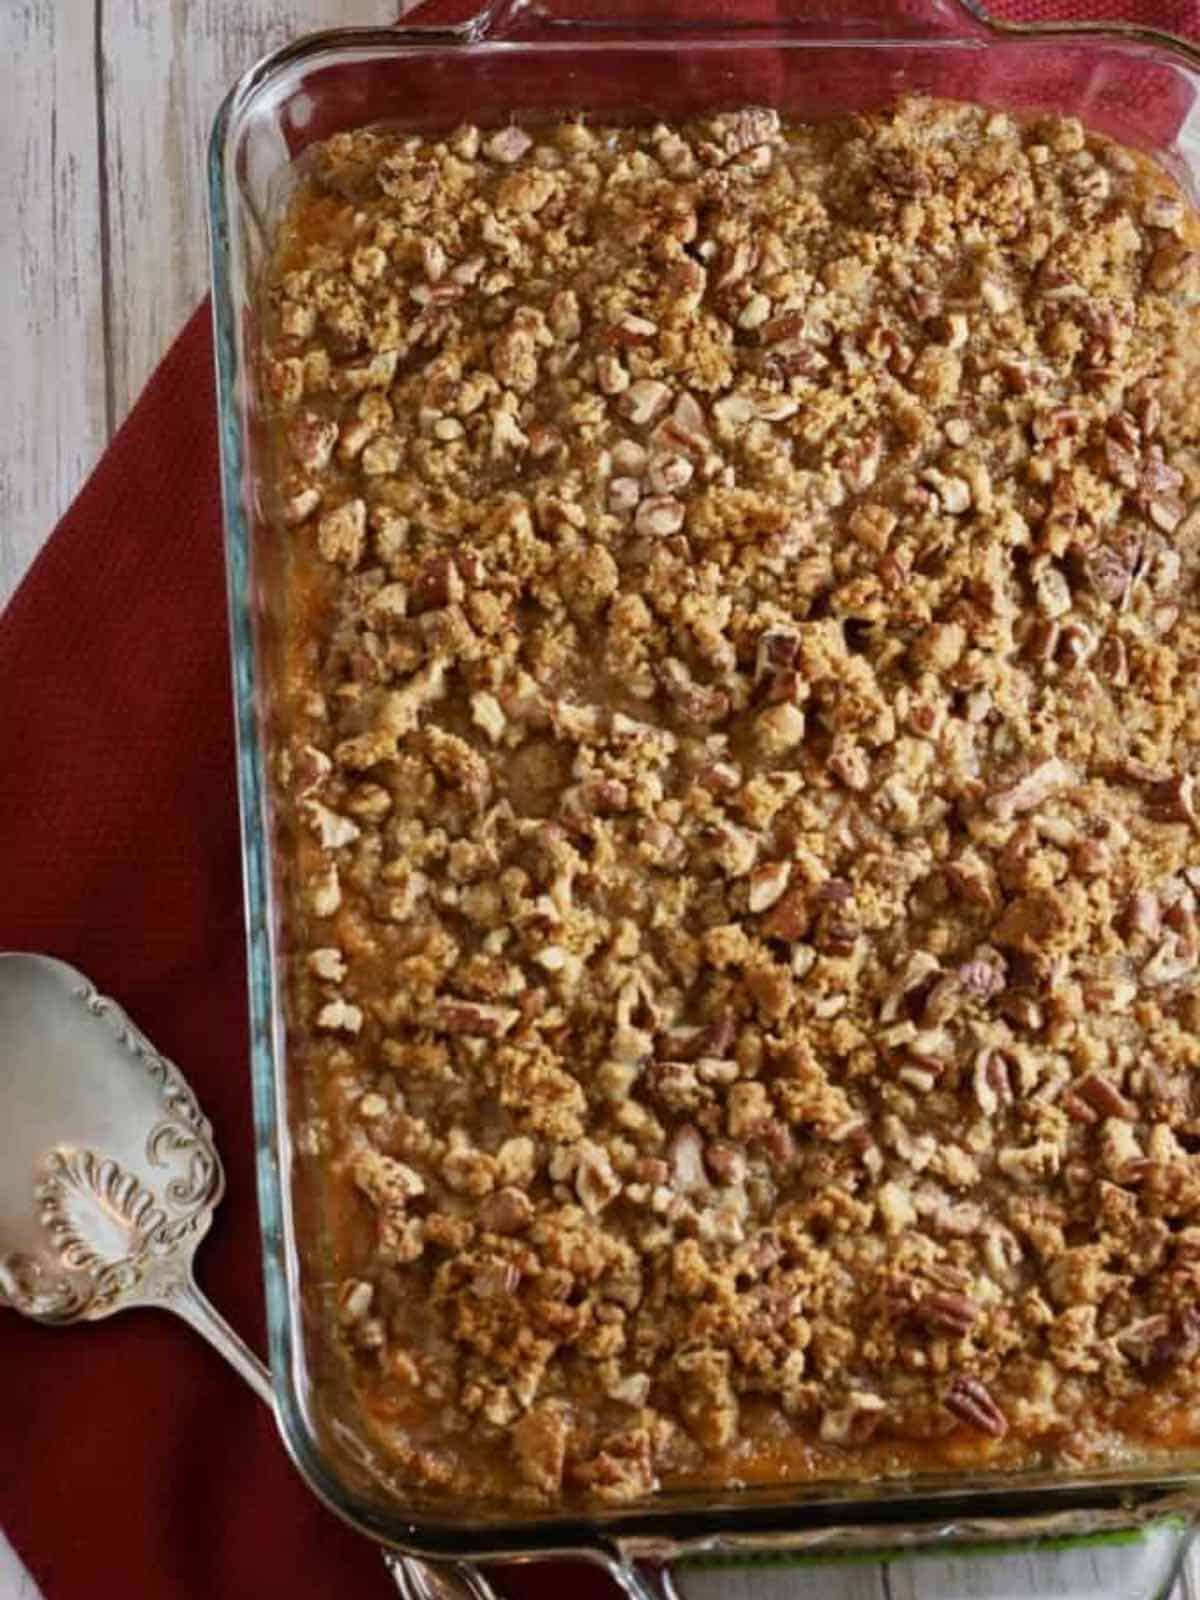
<box><xmin>1</xmin><ymin>4</ymin><xmax>1198</xmax><ymax>1598</ymax></box>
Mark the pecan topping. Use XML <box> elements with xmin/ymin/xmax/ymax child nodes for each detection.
<box><xmin>945</xmin><ymin>1376</ymin><xmax>1007</xmax><ymax>1438</ymax></box>
<box><xmin>1064</xmin><ymin>1072</ymin><xmax>1137</xmax><ymax>1122</ymax></box>
<box><xmin>760</xmin><ymin>888</ymin><xmax>811</xmax><ymax>941</ymax></box>
<box><xmin>958</xmin><ymin>952</ymin><xmax>1006</xmax><ymax>999</ymax></box>
<box><xmin>973</xmin><ymin>1050</ymin><xmax>1017</xmax><ymax>1116</ymax></box>
<box><xmin>269</xmin><ymin>100</ymin><xmax>1200</xmax><ymax>1509</ymax></box>
<box><xmin>668</xmin><ymin>1124</ymin><xmax>710</xmax><ymax>1194</ymax></box>
<box><xmin>988</xmin><ymin>758</ymin><xmax>1076</xmax><ymax>821</ymax></box>
<box><xmin>1146</xmin><ymin>772</ymin><xmax>1200</xmax><ymax>831</ymax></box>
<box><xmin>914</xmin><ymin>1292</ymin><xmax>978</xmax><ymax>1335</ymax></box>
<box><xmin>424</xmin><ymin>1000</ymin><xmax>520</xmax><ymax>1037</ymax></box>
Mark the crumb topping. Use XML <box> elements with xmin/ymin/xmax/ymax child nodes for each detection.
<box><xmin>264</xmin><ymin>97</ymin><xmax>1200</xmax><ymax>1508</ymax></box>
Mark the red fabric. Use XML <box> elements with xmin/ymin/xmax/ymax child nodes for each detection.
<box><xmin>1</xmin><ymin>3</ymin><xmax>1197</xmax><ymax>1597</ymax></box>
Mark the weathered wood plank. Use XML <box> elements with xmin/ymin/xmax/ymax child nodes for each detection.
<box><xmin>675</xmin><ymin>1532</ymin><xmax>1196</xmax><ymax>1600</ymax></box>
<box><xmin>0</xmin><ymin>0</ymin><xmax>106</xmax><ymax>606</ymax></box>
<box><xmin>100</xmin><ymin>0</ymin><xmax>395</xmax><ymax>440</ymax></box>
<box><xmin>0</xmin><ymin>1530</ymin><xmax>41</xmax><ymax>1600</ymax></box>
<box><xmin>884</xmin><ymin>1533</ymin><xmax>1195</xmax><ymax>1600</ymax></box>
<box><xmin>678</xmin><ymin>1560</ymin><xmax>887</xmax><ymax>1600</ymax></box>
<box><xmin>0</xmin><ymin>0</ymin><xmax>396</xmax><ymax>614</ymax></box>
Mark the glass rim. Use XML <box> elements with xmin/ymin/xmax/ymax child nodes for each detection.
<box><xmin>208</xmin><ymin>8</ymin><xmax>1200</xmax><ymax>1569</ymax></box>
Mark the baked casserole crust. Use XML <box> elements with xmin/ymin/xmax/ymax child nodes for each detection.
<box><xmin>262</xmin><ymin>96</ymin><xmax>1200</xmax><ymax>1506</ymax></box>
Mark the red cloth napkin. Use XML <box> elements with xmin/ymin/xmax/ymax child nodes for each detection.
<box><xmin>1</xmin><ymin>4</ymin><xmax>1198</xmax><ymax>1598</ymax></box>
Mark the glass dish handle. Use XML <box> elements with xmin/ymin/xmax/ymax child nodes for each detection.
<box><xmin>432</xmin><ymin>0</ymin><xmax>996</xmax><ymax>41</ymax></box>
<box><xmin>382</xmin><ymin>1554</ymin><xmax>503</xmax><ymax>1600</ymax></box>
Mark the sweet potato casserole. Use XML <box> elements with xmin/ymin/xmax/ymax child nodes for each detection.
<box><xmin>262</xmin><ymin>96</ymin><xmax>1200</xmax><ymax>1507</ymax></box>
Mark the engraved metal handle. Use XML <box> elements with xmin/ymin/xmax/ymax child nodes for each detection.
<box><xmin>165</xmin><ymin>1276</ymin><xmax>276</xmax><ymax>1406</ymax></box>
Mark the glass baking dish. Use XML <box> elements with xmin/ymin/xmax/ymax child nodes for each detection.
<box><xmin>209</xmin><ymin>3</ymin><xmax>1200</xmax><ymax>1595</ymax></box>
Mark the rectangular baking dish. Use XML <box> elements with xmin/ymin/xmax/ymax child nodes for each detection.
<box><xmin>209</xmin><ymin>3</ymin><xmax>1200</xmax><ymax>1594</ymax></box>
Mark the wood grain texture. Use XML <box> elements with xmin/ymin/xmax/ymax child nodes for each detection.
<box><xmin>0</xmin><ymin>3</ymin><xmax>1199</xmax><ymax>1598</ymax></box>
<box><xmin>100</xmin><ymin>0</ymin><xmax>394</xmax><ymax>448</ymax></box>
<box><xmin>681</xmin><ymin>1561</ymin><xmax>886</xmax><ymax>1599</ymax></box>
<box><xmin>0</xmin><ymin>1533</ymin><xmax>39</xmax><ymax>1600</ymax></box>
<box><xmin>677</xmin><ymin>1532</ymin><xmax>1199</xmax><ymax>1600</ymax></box>
<box><xmin>0</xmin><ymin>0</ymin><xmax>396</xmax><ymax>615</ymax></box>
<box><xmin>0</xmin><ymin>0</ymin><xmax>105</xmax><ymax>606</ymax></box>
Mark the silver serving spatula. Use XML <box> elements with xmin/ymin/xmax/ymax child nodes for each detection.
<box><xmin>0</xmin><ymin>952</ymin><xmax>496</xmax><ymax>1600</ymax></box>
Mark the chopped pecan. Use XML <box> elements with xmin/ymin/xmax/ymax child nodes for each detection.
<box><xmin>944</xmin><ymin>853</ymin><xmax>996</xmax><ymax>911</ymax></box>
<box><xmin>513</xmin><ymin>1403</ymin><xmax>570</xmax><ymax>1496</ymax></box>
<box><xmin>484</xmin><ymin>125</ymin><xmax>533</xmax><ymax>163</ymax></box>
<box><xmin>1146</xmin><ymin>772</ymin><xmax>1200</xmax><ymax>831</ymax></box>
<box><xmin>914</xmin><ymin>1292</ymin><xmax>978</xmax><ymax>1335</ymax></box>
<box><xmin>645</xmin><ymin>1061</ymin><xmax>701</xmax><ymax>1113</ymax></box>
<box><xmin>337</xmin><ymin>1279</ymin><xmax>375</xmax><ymax>1326</ymax></box>
<box><xmin>1124</xmin><ymin>890</ymin><xmax>1162</xmax><ymax>941</ymax></box>
<box><xmin>748</xmin><ymin>860</ymin><xmax>792</xmax><ymax>913</ymax></box>
<box><xmin>1142</xmin><ymin>935</ymin><xmax>1196</xmax><ymax>987</ymax></box>
<box><xmin>308</xmin><ymin>947</ymin><xmax>347</xmax><ymax>983</ymax></box>
<box><xmin>1065</xmin><ymin>1071</ymin><xmax>1137</xmax><ymax>1122</ymax></box>
<box><xmin>958</xmin><ymin>951</ymin><xmax>1006</xmax><ymax>1000</ymax></box>
<box><xmin>704</xmin><ymin>1141</ymin><xmax>747</xmax><ymax>1186</ymax></box>
<box><xmin>921</xmin><ymin>468</ymin><xmax>971</xmax><ymax>515</ymax></box>
<box><xmin>280</xmin><ymin>484</ymin><xmax>321</xmax><ymax>527</ymax></box>
<box><xmin>754</xmin><ymin>702</ymin><xmax>806</xmax><ymax>755</ymax></box>
<box><xmin>566</xmin><ymin>777</ymin><xmax>629</xmax><ymax>816</ymax></box>
<box><xmin>658</xmin><ymin>658</ymin><xmax>730</xmax><ymax>725</ymax></box>
<box><xmin>839</xmin><ymin>432</ymin><xmax>882</xmax><ymax>493</ymax></box>
<box><xmin>668</xmin><ymin>1124</ymin><xmax>710</xmax><ymax>1193</ymax></box>
<box><xmin>878</xmin><ymin>950</ymin><xmax>940</xmax><ymax>1023</ymax></box>
<box><xmin>660</xmin><ymin>1015</ymin><xmax>736</xmax><ymax>1062</ymax></box>
<box><xmin>1100</xmin><ymin>1117</ymin><xmax>1148</xmax><ymax>1183</ymax></box>
<box><xmin>988</xmin><ymin>758</ymin><xmax>1075</xmax><ymax>821</ymax></box>
<box><xmin>761</xmin><ymin>887</ymin><xmax>810</xmax><ymax>941</ymax></box>
<box><xmin>647</xmin><ymin>451</ymin><xmax>694</xmax><ymax>496</ymax></box>
<box><xmin>424</xmin><ymin>1000</ymin><xmax>519</xmax><ymax>1037</ymax></box>
<box><xmin>316</xmin><ymin>998</ymin><xmax>363</xmax><ymax>1034</ymax></box>
<box><xmin>828</xmin><ymin>741</ymin><xmax>870</xmax><ymax>791</ymax></box>
<box><xmin>945</xmin><ymin>1375</ymin><xmax>1007</xmax><ymax>1438</ymax></box>
<box><xmin>302</xmin><ymin>799</ymin><xmax>360</xmax><ymax>850</ymax></box>
<box><xmin>619</xmin><ymin>379</ymin><xmax>673</xmax><ymax>427</ymax></box>
<box><xmin>607</xmin><ymin>312</ymin><xmax>658</xmax><ymax>347</ymax></box>
<box><xmin>317</xmin><ymin>500</ymin><xmax>366</xmax><ymax>569</ymax></box>
<box><xmin>411</xmin><ymin>555</ymin><xmax>465</xmax><ymax>612</ymax></box>
<box><xmin>1086</xmin><ymin>543</ymin><xmax>1136</xmax><ymax>605</ymax></box>
<box><xmin>700</xmin><ymin>821</ymin><xmax>759</xmax><ymax>879</ymax></box>
<box><xmin>635</xmin><ymin>495</ymin><xmax>686</xmax><ymax>538</ymax></box>
<box><xmin>1116</xmin><ymin>1315</ymin><xmax>1172</xmax><ymax>1364</ymax></box>
<box><xmin>973</xmin><ymin>1049</ymin><xmax>1017</xmax><ymax>1117</ymax></box>
<box><xmin>477</xmin><ymin>1186</ymin><xmax>534</xmax><ymax>1234</ymax></box>
<box><xmin>288</xmin><ymin>410</ymin><xmax>339</xmax><ymax>471</ymax></box>
<box><xmin>819</xmin><ymin>1392</ymin><xmax>886</xmax><ymax>1445</ymax></box>
<box><xmin>755</xmin><ymin>626</ymin><xmax>801</xmax><ymax>680</ymax></box>
<box><xmin>997</xmin><ymin>1139</ymin><xmax>1061</xmax><ymax>1183</ymax></box>
<box><xmin>575</xmin><ymin>1141</ymin><xmax>623</xmax><ymax>1215</ymax></box>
